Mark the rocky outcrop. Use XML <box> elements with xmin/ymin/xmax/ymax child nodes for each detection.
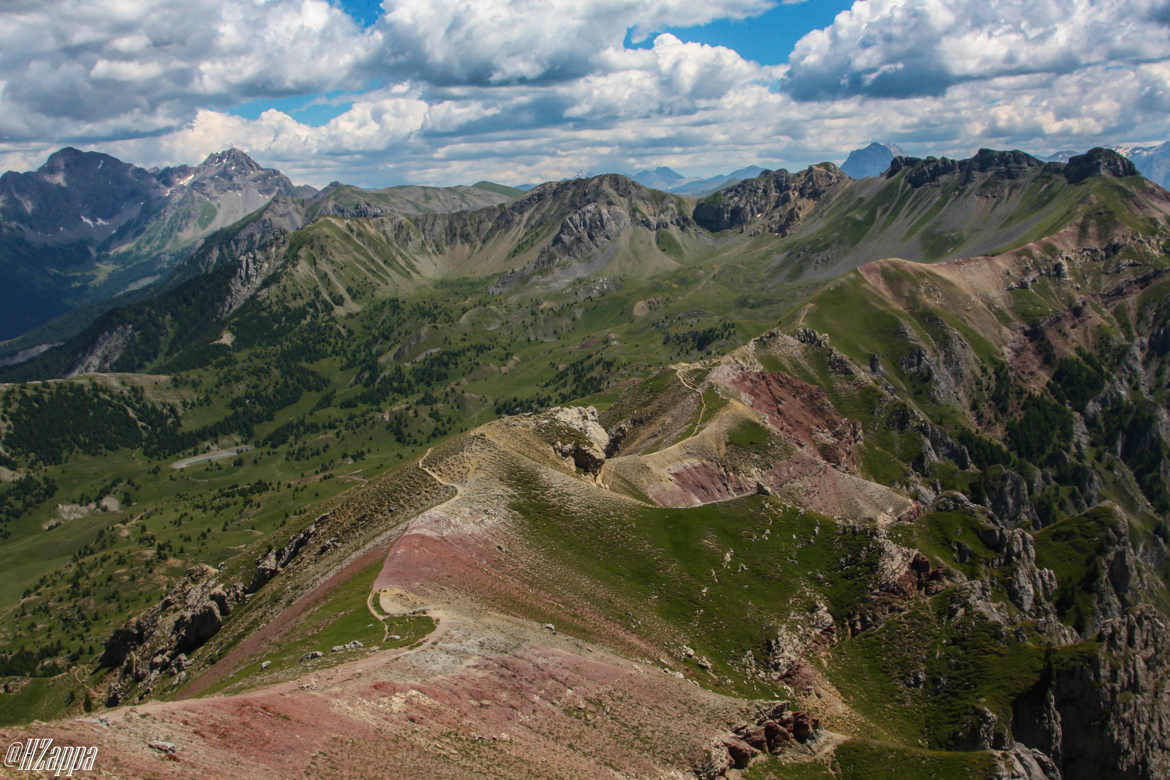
<box><xmin>999</xmin><ymin>529</ymin><xmax>1060</xmax><ymax>621</ymax></box>
<box><xmin>842</xmin><ymin>537</ymin><xmax>947</xmax><ymax>635</ymax></box>
<box><xmin>887</xmin><ymin>149</ymin><xmax>1044</xmax><ymax>188</ymax></box>
<box><xmin>887</xmin><ymin>147</ymin><xmax>1138</xmax><ymax>189</ymax></box>
<box><xmin>984</xmin><ymin>468</ymin><xmax>1040</xmax><ymax>529</ymax></box>
<box><xmin>915</xmin><ymin>421</ymin><xmax>972</xmax><ymax>471</ymax></box>
<box><xmin>693</xmin><ymin>163</ymin><xmax>847</xmax><ymax>234</ymax></box>
<box><xmin>66</xmin><ymin>324</ymin><xmax>133</xmax><ymax>377</ymax></box>
<box><xmin>997</xmin><ymin>744</ymin><xmax>1063</xmax><ymax>779</ymax></box>
<box><xmin>100</xmin><ymin>565</ymin><xmax>245</xmax><ymax>705</ymax></box>
<box><xmin>1012</xmin><ymin>607</ymin><xmax>1170</xmax><ymax>780</ymax></box>
<box><xmin>100</xmin><ymin>517</ymin><xmax>322</xmax><ymax>705</ymax></box>
<box><xmin>247</xmin><ymin>519</ymin><xmax>320</xmax><ymax>593</ymax></box>
<box><xmin>1063</xmin><ymin>148</ymin><xmax>1138</xmax><ymax>184</ymax></box>
<box><xmin>695</xmin><ymin>702</ymin><xmax>820</xmax><ymax>778</ymax></box>
<box><xmin>766</xmin><ymin>601</ymin><xmax>836</xmax><ymax>678</ymax></box>
<box><xmin>542</xmin><ymin>406</ymin><xmax>612</xmax><ymax>476</ymax></box>
<box><xmin>496</xmin><ymin>174</ymin><xmax>693</xmax><ymax>288</ymax></box>
<box><xmin>899</xmin><ymin>343</ymin><xmax>964</xmax><ymax>406</ymax></box>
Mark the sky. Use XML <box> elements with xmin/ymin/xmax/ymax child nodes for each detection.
<box><xmin>2</xmin><ymin>0</ymin><xmax>1170</xmax><ymax>188</ymax></box>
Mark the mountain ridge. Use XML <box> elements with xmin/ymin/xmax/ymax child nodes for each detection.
<box><xmin>5</xmin><ymin>147</ymin><xmax>1157</xmax><ymax>381</ymax></box>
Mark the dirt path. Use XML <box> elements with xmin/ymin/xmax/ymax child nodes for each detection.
<box><xmin>674</xmin><ymin>363</ymin><xmax>707</xmax><ymax>439</ymax></box>
<box><xmin>597</xmin><ymin>365</ymin><xmax>707</xmax><ymax>493</ymax></box>
<box><xmin>417</xmin><ymin>446</ymin><xmax>462</xmax><ymax>505</ymax></box>
<box><xmin>171</xmin><ymin>445</ymin><xmax>251</xmax><ymax>470</ymax></box>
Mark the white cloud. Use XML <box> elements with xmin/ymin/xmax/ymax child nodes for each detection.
<box><xmin>1</xmin><ymin>0</ymin><xmax>1170</xmax><ymax>189</ymax></box>
<box><xmin>784</xmin><ymin>0</ymin><xmax>1170</xmax><ymax>100</ymax></box>
<box><xmin>0</xmin><ymin>0</ymin><xmax>374</xmax><ymax>141</ymax></box>
<box><xmin>374</xmin><ymin>0</ymin><xmax>774</xmax><ymax>84</ymax></box>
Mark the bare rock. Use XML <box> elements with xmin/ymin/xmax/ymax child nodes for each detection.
<box><xmin>695</xmin><ymin>741</ymin><xmax>733</xmax><ymax>779</ymax></box>
<box><xmin>999</xmin><ymin>744</ymin><xmax>1062</xmax><ymax>779</ymax></box>
<box><xmin>248</xmin><ymin>520</ymin><xmax>319</xmax><ymax>593</ymax></box>
<box><xmin>763</xmin><ymin>720</ymin><xmax>792</xmax><ymax>752</ymax></box>
<box><xmin>791</xmin><ymin>711</ymin><xmax>818</xmax><ymax>742</ymax></box>
<box><xmin>721</xmin><ymin>736</ymin><xmax>758</xmax><ymax>768</ymax></box>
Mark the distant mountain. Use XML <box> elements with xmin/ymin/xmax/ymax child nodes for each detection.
<box><xmin>670</xmin><ymin>166</ymin><xmax>767</xmax><ymax>197</ymax></box>
<box><xmin>628</xmin><ymin>166</ymin><xmax>687</xmax><ymax>191</ymax></box>
<box><xmin>10</xmin><ymin>147</ymin><xmax>1149</xmax><ymax>381</ymax></box>
<box><xmin>1115</xmin><ymin>141</ymin><xmax>1170</xmax><ymax>188</ymax></box>
<box><xmin>0</xmin><ymin>148</ymin><xmax>295</xmax><ymax>341</ymax></box>
<box><xmin>304</xmin><ymin>180</ymin><xmax>519</xmax><ymax>221</ymax></box>
<box><xmin>9</xmin><ymin>173</ymin><xmax>697</xmax><ymax>378</ymax></box>
<box><xmin>840</xmin><ymin>141</ymin><xmax>906</xmax><ymax>178</ymax></box>
<box><xmin>625</xmin><ymin>165</ymin><xmax>766</xmax><ymax>197</ymax></box>
<box><xmin>0</xmin><ymin>152</ymin><xmax>528</xmax><ymax>354</ymax></box>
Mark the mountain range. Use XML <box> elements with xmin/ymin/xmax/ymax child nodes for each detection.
<box><xmin>0</xmin><ymin>144</ymin><xmax>1167</xmax><ymax>778</ymax></box>
<box><xmin>628</xmin><ymin>165</ymin><xmax>768</xmax><ymax>196</ymax></box>
<box><xmin>1114</xmin><ymin>141</ymin><xmax>1170</xmax><ymax>189</ymax></box>
<box><xmin>0</xmin><ymin>148</ymin><xmax>299</xmax><ymax>341</ymax></box>
<box><xmin>0</xmin><ymin>150</ymin><xmax>521</xmax><ymax>356</ymax></box>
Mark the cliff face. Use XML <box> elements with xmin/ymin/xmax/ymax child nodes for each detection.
<box><xmin>1011</xmin><ymin>606</ymin><xmax>1170</xmax><ymax>780</ymax></box>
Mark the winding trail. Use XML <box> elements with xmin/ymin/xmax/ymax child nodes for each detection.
<box><xmin>417</xmin><ymin>445</ymin><xmax>462</xmax><ymax>505</ymax></box>
<box><xmin>362</xmin><ymin>446</ymin><xmax>463</xmax><ymax>644</ymax></box>
<box><xmin>674</xmin><ymin>363</ymin><xmax>708</xmax><ymax>439</ymax></box>
<box><xmin>597</xmin><ymin>363</ymin><xmax>709</xmax><ymax>492</ymax></box>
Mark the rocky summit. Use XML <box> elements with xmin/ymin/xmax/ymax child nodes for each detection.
<box><xmin>0</xmin><ymin>145</ymin><xmax>1167</xmax><ymax>780</ymax></box>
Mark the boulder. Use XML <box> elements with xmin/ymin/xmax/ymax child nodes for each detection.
<box><xmin>792</xmin><ymin>711</ymin><xmax>818</xmax><ymax>742</ymax></box>
<box><xmin>763</xmin><ymin>720</ymin><xmax>792</xmax><ymax>752</ymax></box>
<box><xmin>721</xmin><ymin>736</ymin><xmax>757</xmax><ymax>769</ymax></box>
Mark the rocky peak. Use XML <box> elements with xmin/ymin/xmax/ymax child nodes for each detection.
<box><xmin>183</xmin><ymin>148</ymin><xmax>295</xmax><ymax>209</ymax></box>
<box><xmin>40</xmin><ymin>147</ymin><xmax>126</xmax><ymax>176</ymax></box>
<box><xmin>841</xmin><ymin>141</ymin><xmax>905</xmax><ymax>179</ymax></box>
<box><xmin>0</xmin><ymin>147</ymin><xmax>162</xmax><ymax>240</ymax></box>
<box><xmin>197</xmin><ymin>148</ymin><xmax>263</xmax><ymax>174</ymax></box>
<box><xmin>693</xmin><ymin>162</ymin><xmax>848</xmax><ymax>233</ymax></box>
<box><xmin>888</xmin><ymin>147</ymin><xmax>1140</xmax><ymax>190</ymax></box>
<box><xmin>522</xmin><ymin>173</ymin><xmax>655</xmax><ymax>212</ymax></box>
<box><xmin>1064</xmin><ymin>147</ymin><xmax>1139</xmax><ymax>184</ymax></box>
<box><xmin>886</xmin><ymin>149</ymin><xmax>1044</xmax><ymax>188</ymax></box>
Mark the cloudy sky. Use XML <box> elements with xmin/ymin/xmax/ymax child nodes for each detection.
<box><xmin>2</xmin><ymin>0</ymin><xmax>1170</xmax><ymax>187</ymax></box>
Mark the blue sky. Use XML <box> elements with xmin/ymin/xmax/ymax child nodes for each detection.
<box><xmin>627</xmin><ymin>1</ymin><xmax>856</xmax><ymax>66</ymax></box>
<box><xmin>226</xmin><ymin>1</ymin><xmax>856</xmax><ymax>129</ymax></box>
<box><xmin>1</xmin><ymin>1</ymin><xmax>1169</xmax><ymax>187</ymax></box>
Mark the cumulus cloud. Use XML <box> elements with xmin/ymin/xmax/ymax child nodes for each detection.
<box><xmin>784</xmin><ymin>0</ymin><xmax>1170</xmax><ymax>100</ymax></box>
<box><xmin>374</xmin><ymin>0</ymin><xmax>773</xmax><ymax>85</ymax></box>
<box><xmin>1</xmin><ymin>0</ymin><xmax>1170</xmax><ymax>188</ymax></box>
<box><xmin>0</xmin><ymin>0</ymin><xmax>374</xmax><ymax>141</ymax></box>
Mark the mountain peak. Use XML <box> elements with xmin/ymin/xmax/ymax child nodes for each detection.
<box><xmin>628</xmin><ymin>166</ymin><xmax>687</xmax><ymax>190</ymax></box>
<box><xmin>198</xmin><ymin>148</ymin><xmax>262</xmax><ymax>172</ymax></box>
<box><xmin>42</xmin><ymin>147</ymin><xmax>86</xmax><ymax>167</ymax></box>
<box><xmin>841</xmin><ymin>142</ymin><xmax>905</xmax><ymax>179</ymax></box>
<box><xmin>887</xmin><ymin>147</ymin><xmax>1136</xmax><ymax>188</ymax></box>
<box><xmin>1065</xmin><ymin>147</ymin><xmax>1138</xmax><ymax>183</ymax></box>
<box><xmin>39</xmin><ymin>147</ymin><xmax>127</xmax><ymax>176</ymax></box>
